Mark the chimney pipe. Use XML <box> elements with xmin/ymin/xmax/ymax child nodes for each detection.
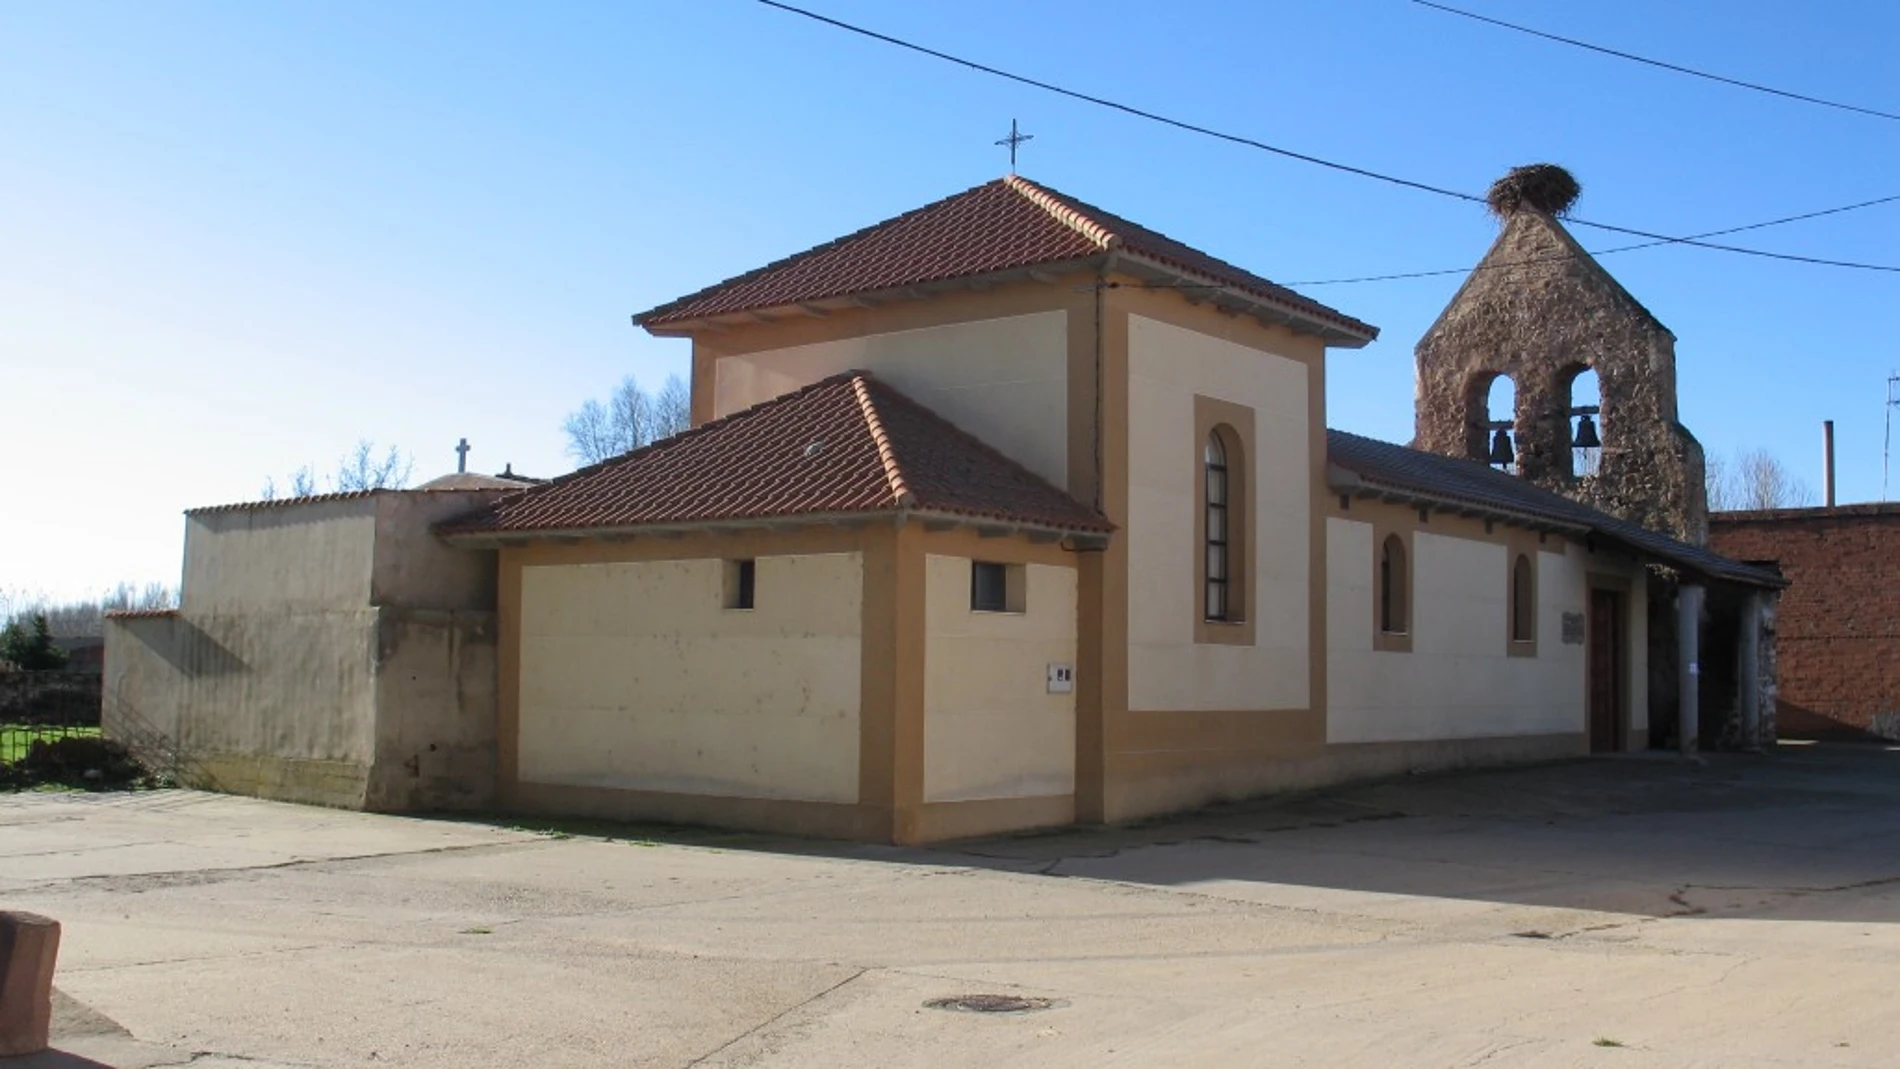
<box><xmin>1824</xmin><ymin>420</ymin><xmax>1837</xmax><ymax>507</ymax></box>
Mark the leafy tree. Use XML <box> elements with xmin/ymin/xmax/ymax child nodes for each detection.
<box><xmin>0</xmin><ymin>614</ymin><xmax>69</xmax><ymax>671</ymax></box>
<box><xmin>563</xmin><ymin>374</ymin><xmax>691</xmax><ymax>466</ymax></box>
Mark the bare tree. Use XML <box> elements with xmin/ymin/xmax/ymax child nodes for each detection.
<box><xmin>1735</xmin><ymin>448</ymin><xmax>1815</xmax><ymax>510</ymax></box>
<box><xmin>260</xmin><ymin>443</ymin><xmax>410</xmax><ymax>499</ymax></box>
<box><xmin>655</xmin><ymin>375</ymin><xmax>691</xmax><ymax>440</ymax></box>
<box><xmin>2</xmin><ymin>582</ymin><xmax>179</xmax><ymax>637</ymax></box>
<box><xmin>335</xmin><ymin>441</ymin><xmax>412</xmax><ymax>492</ymax></box>
<box><xmin>1706</xmin><ymin>448</ymin><xmax>1814</xmax><ymax>512</ymax></box>
<box><xmin>564</xmin><ymin>374</ymin><xmax>691</xmax><ymax>466</ymax></box>
<box><xmin>1704</xmin><ymin>451</ymin><xmax>1735</xmax><ymax>512</ymax></box>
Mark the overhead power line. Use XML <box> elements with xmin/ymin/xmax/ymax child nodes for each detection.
<box><xmin>754</xmin><ymin>0</ymin><xmax>1900</xmax><ymax>274</ymax></box>
<box><xmin>1411</xmin><ymin>1</ymin><xmax>1900</xmax><ymax>123</ymax></box>
<box><xmin>753</xmin><ymin>0</ymin><xmax>1484</xmax><ymax>206</ymax></box>
<box><xmin>1292</xmin><ymin>195</ymin><xmax>1900</xmax><ymax>285</ymax></box>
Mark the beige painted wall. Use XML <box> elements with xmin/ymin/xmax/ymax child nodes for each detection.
<box><xmin>1124</xmin><ymin>313</ymin><xmax>1311</xmax><ymax>711</ymax></box>
<box><xmin>516</xmin><ymin>552</ymin><xmax>863</xmax><ymax>803</ymax></box>
<box><xmin>922</xmin><ymin>554</ymin><xmax>1076</xmax><ymax>803</ymax></box>
<box><xmin>711</xmin><ymin>310</ymin><xmax>1070</xmax><ymax>488</ymax></box>
<box><xmin>1326</xmin><ymin>518</ymin><xmax>1646</xmax><ymax>743</ymax></box>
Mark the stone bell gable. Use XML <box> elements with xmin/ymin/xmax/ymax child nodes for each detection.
<box><xmin>1413</xmin><ymin>203</ymin><xmax>1709</xmax><ymax>545</ymax></box>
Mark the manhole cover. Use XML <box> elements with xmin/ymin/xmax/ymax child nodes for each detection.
<box><xmin>924</xmin><ymin>994</ymin><xmax>1059</xmax><ymax>1014</ymax></box>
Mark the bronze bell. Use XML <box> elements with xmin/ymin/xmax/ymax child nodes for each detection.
<box><xmin>1573</xmin><ymin>413</ymin><xmax>1601</xmax><ymax>449</ymax></box>
<box><xmin>1488</xmin><ymin>426</ymin><xmax>1515</xmax><ymax>466</ymax></box>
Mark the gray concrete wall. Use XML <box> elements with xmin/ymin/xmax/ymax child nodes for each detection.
<box><xmin>105</xmin><ymin>490</ymin><xmax>508</xmax><ymax>811</ymax></box>
<box><xmin>371</xmin><ymin>492</ymin><xmax>508</xmax><ymax>611</ymax></box>
<box><xmin>366</xmin><ymin>608</ymin><xmax>499</xmax><ymax>812</ymax></box>
<box><xmin>104</xmin><ymin>608</ymin><xmax>377</xmax><ymax>807</ymax></box>
<box><xmin>183</xmin><ymin>496</ymin><xmax>381</xmax><ymax>613</ymax></box>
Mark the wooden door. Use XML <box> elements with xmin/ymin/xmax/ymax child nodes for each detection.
<box><xmin>1588</xmin><ymin>589</ymin><xmax>1625</xmax><ymax>753</ymax></box>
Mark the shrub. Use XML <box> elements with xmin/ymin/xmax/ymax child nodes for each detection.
<box><xmin>18</xmin><ymin>736</ymin><xmax>148</xmax><ymax>789</ymax></box>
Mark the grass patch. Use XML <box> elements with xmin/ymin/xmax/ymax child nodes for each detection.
<box><xmin>1593</xmin><ymin>1038</ymin><xmax>1625</xmax><ymax>1048</ymax></box>
<box><xmin>460</xmin><ymin>926</ymin><xmax>494</xmax><ymax>935</ymax></box>
<box><xmin>0</xmin><ymin>724</ymin><xmax>101</xmax><ymax>763</ymax></box>
<box><xmin>0</xmin><ymin>727</ymin><xmax>159</xmax><ymax>791</ymax></box>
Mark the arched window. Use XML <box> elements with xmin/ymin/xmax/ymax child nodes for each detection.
<box><xmin>1205</xmin><ymin>431</ymin><xmax>1231</xmax><ymax>621</ymax></box>
<box><xmin>1511</xmin><ymin>553</ymin><xmax>1535</xmax><ymax>642</ymax></box>
<box><xmin>1567</xmin><ymin>366</ymin><xmax>1603</xmax><ymax>479</ymax></box>
<box><xmin>1486</xmin><ymin>375</ymin><xmax>1518</xmax><ymax>474</ymax></box>
<box><xmin>1380</xmin><ymin>534</ymin><xmax>1408</xmax><ymax>634</ymax></box>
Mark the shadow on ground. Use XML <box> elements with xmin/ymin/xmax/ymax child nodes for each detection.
<box><xmin>463</xmin><ymin>743</ymin><xmax>1900</xmax><ymax>927</ymax></box>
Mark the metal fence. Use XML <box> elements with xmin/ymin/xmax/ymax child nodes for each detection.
<box><xmin>0</xmin><ymin>671</ymin><xmax>105</xmax><ymax>766</ymax></box>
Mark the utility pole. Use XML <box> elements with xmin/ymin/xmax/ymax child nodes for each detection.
<box><xmin>1885</xmin><ymin>374</ymin><xmax>1900</xmax><ymax>501</ymax></box>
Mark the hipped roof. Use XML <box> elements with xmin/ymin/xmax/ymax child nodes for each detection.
<box><xmin>634</xmin><ymin>175</ymin><xmax>1377</xmax><ymax>345</ymax></box>
<box><xmin>438</xmin><ymin>371</ymin><xmax>1112</xmax><ymax>542</ymax></box>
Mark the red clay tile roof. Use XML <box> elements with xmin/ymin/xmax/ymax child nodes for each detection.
<box><xmin>439</xmin><ymin>372</ymin><xmax>1112</xmax><ymax>539</ymax></box>
<box><xmin>186</xmin><ymin>484</ymin><xmax>526</xmax><ymax>516</ymax></box>
<box><xmin>186</xmin><ymin>489</ymin><xmax>387</xmax><ymax>516</ymax></box>
<box><xmin>635</xmin><ymin>175</ymin><xmax>1376</xmax><ymax>340</ymax></box>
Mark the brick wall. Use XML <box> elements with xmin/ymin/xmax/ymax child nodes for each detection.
<box><xmin>1709</xmin><ymin>505</ymin><xmax>1900</xmax><ymax>739</ymax></box>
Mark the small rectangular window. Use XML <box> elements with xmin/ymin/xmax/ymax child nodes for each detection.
<box><xmin>724</xmin><ymin>559</ymin><xmax>755</xmax><ymax>610</ymax></box>
<box><xmin>971</xmin><ymin>561</ymin><xmax>1008</xmax><ymax>612</ymax></box>
<box><xmin>970</xmin><ymin>561</ymin><xmax>1025</xmax><ymax>613</ymax></box>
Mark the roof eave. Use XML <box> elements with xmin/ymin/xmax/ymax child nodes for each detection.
<box><xmin>634</xmin><ymin>256</ymin><xmax>1112</xmax><ymax>337</ymax></box>
<box><xmin>1328</xmin><ymin>465</ymin><xmax>1786</xmax><ymax>590</ymax></box>
<box><xmin>1327</xmin><ymin>465</ymin><xmax>1590</xmax><ymax>534</ymax></box>
<box><xmin>1115</xmin><ymin>252</ymin><xmax>1378</xmax><ymax>348</ymax></box>
<box><xmin>439</xmin><ymin>507</ymin><xmax>1112</xmax><ymax>550</ymax></box>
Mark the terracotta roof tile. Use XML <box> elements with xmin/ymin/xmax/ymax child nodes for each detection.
<box><xmin>186</xmin><ymin>490</ymin><xmax>387</xmax><ymax>516</ymax></box>
<box><xmin>185</xmin><ymin>485</ymin><xmax>527</xmax><ymax>516</ymax></box>
<box><xmin>635</xmin><ymin>175</ymin><xmax>1375</xmax><ymax>340</ymax></box>
<box><xmin>440</xmin><ymin>372</ymin><xmax>1111</xmax><ymax>539</ymax></box>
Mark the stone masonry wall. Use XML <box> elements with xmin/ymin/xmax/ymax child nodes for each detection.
<box><xmin>1414</xmin><ymin>209</ymin><xmax>1708</xmax><ymax>545</ymax></box>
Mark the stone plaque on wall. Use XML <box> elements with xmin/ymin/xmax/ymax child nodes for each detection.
<box><xmin>1561</xmin><ymin>612</ymin><xmax>1587</xmax><ymax>645</ymax></box>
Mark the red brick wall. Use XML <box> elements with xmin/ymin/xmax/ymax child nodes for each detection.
<box><xmin>1709</xmin><ymin>506</ymin><xmax>1900</xmax><ymax>738</ymax></box>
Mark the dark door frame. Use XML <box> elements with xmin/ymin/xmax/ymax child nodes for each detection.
<box><xmin>1586</xmin><ymin>574</ymin><xmax>1633</xmax><ymax>753</ymax></box>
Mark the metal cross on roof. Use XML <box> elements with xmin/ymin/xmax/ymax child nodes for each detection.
<box><xmin>455</xmin><ymin>437</ymin><xmax>471</xmax><ymax>474</ymax></box>
<box><xmin>995</xmin><ymin>119</ymin><xmax>1033</xmax><ymax>172</ymax></box>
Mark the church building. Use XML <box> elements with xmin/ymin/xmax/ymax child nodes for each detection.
<box><xmin>436</xmin><ymin>175</ymin><xmax>1783</xmax><ymax>844</ymax></box>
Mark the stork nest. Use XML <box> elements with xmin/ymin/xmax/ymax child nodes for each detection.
<box><xmin>1486</xmin><ymin>164</ymin><xmax>1581</xmax><ymax>217</ymax></box>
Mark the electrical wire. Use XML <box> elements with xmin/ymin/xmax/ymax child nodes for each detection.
<box><xmin>754</xmin><ymin>0</ymin><xmax>1900</xmax><ymax>274</ymax></box>
<box><xmin>1411</xmin><ymin>0</ymin><xmax>1900</xmax><ymax>123</ymax></box>
<box><xmin>1291</xmin><ymin>195</ymin><xmax>1900</xmax><ymax>285</ymax></box>
<box><xmin>753</xmin><ymin>0</ymin><xmax>1483</xmax><ymax>206</ymax></box>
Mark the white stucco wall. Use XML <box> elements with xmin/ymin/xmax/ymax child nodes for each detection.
<box><xmin>1125</xmin><ymin>314</ymin><xmax>1311</xmax><ymax>712</ymax></box>
<box><xmin>922</xmin><ymin>555</ymin><xmax>1077</xmax><ymax>803</ymax></box>
<box><xmin>516</xmin><ymin>553</ymin><xmax>863</xmax><ymax>803</ymax></box>
<box><xmin>712</xmin><ymin>311</ymin><xmax>1069</xmax><ymax>488</ymax></box>
<box><xmin>1326</xmin><ymin>520</ymin><xmax>1642</xmax><ymax>743</ymax></box>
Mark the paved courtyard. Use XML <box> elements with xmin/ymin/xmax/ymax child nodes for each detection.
<box><xmin>5</xmin><ymin>744</ymin><xmax>1899</xmax><ymax>1068</ymax></box>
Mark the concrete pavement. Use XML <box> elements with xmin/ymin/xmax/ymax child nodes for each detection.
<box><xmin>4</xmin><ymin>743</ymin><xmax>1898</xmax><ymax>1067</ymax></box>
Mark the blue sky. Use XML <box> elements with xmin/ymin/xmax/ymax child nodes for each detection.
<box><xmin>3</xmin><ymin>0</ymin><xmax>1896</xmax><ymax>600</ymax></box>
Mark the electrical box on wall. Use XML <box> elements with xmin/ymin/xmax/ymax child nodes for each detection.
<box><xmin>1046</xmin><ymin>663</ymin><xmax>1074</xmax><ymax>694</ymax></box>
